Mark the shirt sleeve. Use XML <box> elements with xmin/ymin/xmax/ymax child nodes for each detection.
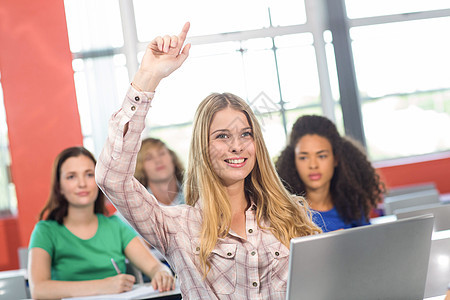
<box><xmin>95</xmin><ymin>86</ymin><xmax>184</xmax><ymax>257</ymax></box>
<box><xmin>29</xmin><ymin>221</ymin><xmax>55</xmax><ymax>257</ymax></box>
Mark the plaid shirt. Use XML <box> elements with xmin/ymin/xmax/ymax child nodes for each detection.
<box><xmin>96</xmin><ymin>87</ymin><xmax>289</xmax><ymax>300</ymax></box>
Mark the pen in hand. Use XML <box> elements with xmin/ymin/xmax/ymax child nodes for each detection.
<box><xmin>111</xmin><ymin>258</ymin><xmax>121</xmax><ymax>274</ymax></box>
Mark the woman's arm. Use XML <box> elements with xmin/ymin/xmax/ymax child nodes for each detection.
<box><xmin>28</xmin><ymin>248</ymin><xmax>136</xmax><ymax>299</ymax></box>
<box><xmin>124</xmin><ymin>237</ymin><xmax>175</xmax><ymax>292</ymax></box>
<box><xmin>95</xmin><ymin>23</ymin><xmax>191</xmax><ymax>254</ymax></box>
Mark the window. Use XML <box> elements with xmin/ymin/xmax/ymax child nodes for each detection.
<box><xmin>0</xmin><ymin>78</ymin><xmax>18</xmax><ymax>215</ymax></box>
<box><xmin>346</xmin><ymin>5</ymin><xmax>450</xmax><ymax>160</ymax></box>
<box><xmin>64</xmin><ymin>0</ymin><xmax>129</xmax><ymax>156</ymax></box>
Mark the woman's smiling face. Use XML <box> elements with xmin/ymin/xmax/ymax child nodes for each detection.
<box><xmin>208</xmin><ymin>107</ymin><xmax>256</xmax><ymax>187</ymax></box>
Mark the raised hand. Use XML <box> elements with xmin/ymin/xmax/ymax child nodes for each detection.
<box><xmin>132</xmin><ymin>22</ymin><xmax>191</xmax><ymax>92</ymax></box>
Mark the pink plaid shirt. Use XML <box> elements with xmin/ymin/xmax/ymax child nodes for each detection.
<box><xmin>96</xmin><ymin>87</ymin><xmax>289</xmax><ymax>299</ymax></box>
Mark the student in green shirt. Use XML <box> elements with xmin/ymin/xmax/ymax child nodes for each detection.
<box><xmin>28</xmin><ymin>146</ymin><xmax>175</xmax><ymax>299</ymax></box>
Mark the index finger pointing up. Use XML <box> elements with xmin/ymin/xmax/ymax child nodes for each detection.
<box><xmin>178</xmin><ymin>22</ymin><xmax>190</xmax><ymax>45</ymax></box>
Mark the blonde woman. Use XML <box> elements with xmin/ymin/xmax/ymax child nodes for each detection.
<box><xmin>96</xmin><ymin>22</ymin><xmax>321</xmax><ymax>299</ymax></box>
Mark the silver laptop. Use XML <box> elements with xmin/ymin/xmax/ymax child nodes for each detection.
<box><xmin>286</xmin><ymin>214</ymin><xmax>434</xmax><ymax>300</ymax></box>
<box><xmin>395</xmin><ymin>203</ymin><xmax>450</xmax><ymax>232</ymax></box>
<box><xmin>424</xmin><ymin>230</ymin><xmax>450</xmax><ymax>298</ymax></box>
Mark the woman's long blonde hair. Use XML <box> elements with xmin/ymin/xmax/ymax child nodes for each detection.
<box><xmin>185</xmin><ymin>93</ymin><xmax>321</xmax><ymax>277</ymax></box>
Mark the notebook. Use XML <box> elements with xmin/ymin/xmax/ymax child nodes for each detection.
<box><xmin>286</xmin><ymin>214</ymin><xmax>434</xmax><ymax>300</ymax></box>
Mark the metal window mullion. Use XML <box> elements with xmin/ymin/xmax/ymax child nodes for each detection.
<box><xmin>305</xmin><ymin>0</ymin><xmax>336</xmax><ymax>123</ymax></box>
<box><xmin>136</xmin><ymin>23</ymin><xmax>312</xmax><ymax>51</ymax></box>
<box><xmin>267</xmin><ymin>8</ymin><xmax>288</xmax><ymax>138</ymax></box>
<box><xmin>349</xmin><ymin>8</ymin><xmax>450</xmax><ymax>27</ymax></box>
<box><xmin>118</xmin><ymin>0</ymin><xmax>139</xmax><ymax>81</ymax></box>
<box><xmin>325</xmin><ymin>0</ymin><xmax>366</xmax><ymax>148</ymax></box>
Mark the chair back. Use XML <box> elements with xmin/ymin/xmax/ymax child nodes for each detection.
<box><xmin>17</xmin><ymin>247</ymin><xmax>29</xmax><ymax>270</ymax></box>
<box><xmin>384</xmin><ymin>188</ymin><xmax>440</xmax><ymax>215</ymax></box>
<box><xmin>125</xmin><ymin>259</ymin><xmax>144</xmax><ymax>284</ymax></box>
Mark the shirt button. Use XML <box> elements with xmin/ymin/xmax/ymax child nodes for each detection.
<box><xmin>251</xmin><ymin>251</ymin><xmax>256</xmax><ymax>256</ymax></box>
<box><xmin>275</xmin><ymin>251</ymin><xmax>280</xmax><ymax>256</ymax></box>
<box><xmin>196</xmin><ymin>247</ymin><xmax>200</xmax><ymax>251</ymax></box>
<box><xmin>252</xmin><ymin>282</ymin><xmax>258</xmax><ymax>287</ymax></box>
<box><xmin>248</xmin><ymin>229</ymin><xmax>253</xmax><ymax>234</ymax></box>
<box><xmin>134</xmin><ymin>96</ymin><xmax>140</xmax><ymax>101</ymax></box>
<box><xmin>227</xmin><ymin>252</ymin><xmax>232</xmax><ymax>256</ymax></box>
<box><xmin>131</xmin><ymin>106</ymin><xmax>136</xmax><ymax>111</ymax></box>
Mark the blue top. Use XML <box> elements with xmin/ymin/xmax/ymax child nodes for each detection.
<box><xmin>311</xmin><ymin>207</ymin><xmax>370</xmax><ymax>232</ymax></box>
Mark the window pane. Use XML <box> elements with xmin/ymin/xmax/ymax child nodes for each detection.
<box><xmin>146</xmin><ymin>42</ymin><xmax>246</xmax><ymax>127</ymax></box>
<box><xmin>268</xmin><ymin>0</ymin><xmax>307</xmax><ymax>26</ymax></box>
<box><xmin>256</xmin><ymin>112</ymin><xmax>288</xmax><ymax>160</ymax></box>
<box><xmin>133</xmin><ymin>0</ymin><xmax>270</xmax><ymax>41</ymax></box>
<box><xmin>363</xmin><ymin>91</ymin><xmax>450</xmax><ymax>161</ymax></box>
<box><xmin>351</xmin><ymin>18</ymin><xmax>450</xmax><ymax>159</ymax></box>
<box><xmin>72</xmin><ymin>55</ymin><xmax>129</xmax><ymax>157</ymax></box>
<box><xmin>242</xmin><ymin>38</ymin><xmax>280</xmax><ymax>105</ymax></box>
<box><xmin>345</xmin><ymin>0</ymin><xmax>450</xmax><ymax>19</ymax></box>
<box><xmin>275</xmin><ymin>33</ymin><xmax>321</xmax><ymax>110</ymax></box>
<box><xmin>351</xmin><ymin>18</ymin><xmax>450</xmax><ymax>98</ymax></box>
<box><xmin>64</xmin><ymin>0</ymin><xmax>124</xmax><ymax>52</ymax></box>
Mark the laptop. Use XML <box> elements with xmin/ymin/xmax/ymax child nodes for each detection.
<box><xmin>395</xmin><ymin>203</ymin><xmax>450</xmax><ymax>232</ymax></box>
<box><xmin>424</xmin><ymin>230</ymin><xmax>450</xmax><ymax>298</ymax></box>
<box><xmin>286</xmin><ymin>214</ymin><xmax>434</xmax><ymax>300</ymax></box>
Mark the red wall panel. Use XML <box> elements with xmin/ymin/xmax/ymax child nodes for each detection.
<box><xmin>0</xmin><ymin>0</ymin><xmax>83</xmax><ymax>270</ymax></box>
<box><xmin>377</xmin><ymin>156</ymin><xmax>450</xmax><ymax>195</ymax></box>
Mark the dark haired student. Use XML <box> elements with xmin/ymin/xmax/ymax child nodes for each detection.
<box><xmin>28</xmin><ymin>146</ymin><xmax>174</xmax><ymax>299</ymax></box>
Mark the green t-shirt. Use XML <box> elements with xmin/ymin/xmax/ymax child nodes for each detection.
<box><xmin>29</xmin><ymin>214</ymin><xmax>137</xmax><ymax>281</ymax></box>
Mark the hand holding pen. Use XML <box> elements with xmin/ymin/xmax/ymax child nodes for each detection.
<box><xmin>97</xmin><ymin>258</ymin><xmax>135</xmax><ymax>293</ymax></box>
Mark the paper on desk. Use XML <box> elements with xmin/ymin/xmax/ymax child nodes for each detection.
<box><xmin>62</xmin><ymin>284</ymin><xmax>166</xmax><ymax>300</ymax></box>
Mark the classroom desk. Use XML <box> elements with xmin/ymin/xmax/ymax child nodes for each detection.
<box><xmin>0</xmin><ymin>268</ymin><xmax>29</xmax><ymax>299</ymax></box>
<box><xmin>59</xmin><ymin>285</ymin><xmax>182</xmax><ymax>300</ymax></box>
<box><xmin>0</xmin><ymin>267</ymin><xmax>446</xmax><ymax>300</ymax></box>
<box><xmin>0</xmin><ymin>268</ymin><xmax>180</xmax><ymax>300</ymax></box>
<box><xmin>0</xmin><ymin>268</ymin><xmax>27</xmax><ymax>279</ymax></box>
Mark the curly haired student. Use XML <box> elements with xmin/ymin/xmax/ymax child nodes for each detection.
<box><xmin>276</xmin><ymin>115</ymin><xmax>385</xmax><ymax>232</ymax></box>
